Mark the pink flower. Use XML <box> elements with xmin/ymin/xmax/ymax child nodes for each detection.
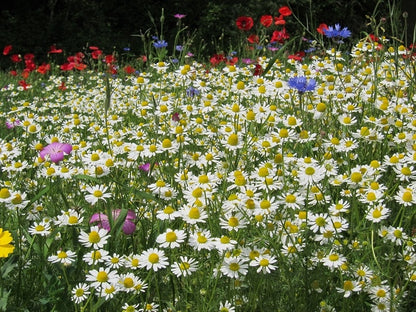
<box><xmin>39</xmin><ymin>142</ymin><xmax>72</xmax><ymax>163</ymax></box>
<box><xmin>90</xmin><ymin>209</ymin><xmax>136</xmax><ymax>235</ymax></box>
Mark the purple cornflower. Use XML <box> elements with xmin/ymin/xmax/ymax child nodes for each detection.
<box><xmin>90</xmin><ymin>209</ymin><xmax>136</xmax><ymax>235</ymax></box>
<box><xmin>288</xmin><ymin>76</ymin><xmax>316</xmax><ymax>93</ymax></box>
<box><xmin>39</xmin><ymin>142</ymin><xmax>72</xmax><ymax>163</ymax></box>
<box><xmin>323</xmin><ymin>24</ymin><xmax>351</xmax><ymax>40</ymax></box>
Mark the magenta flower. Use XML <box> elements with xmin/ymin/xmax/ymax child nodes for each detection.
<box><xmin>39</xmin><ymin>142</ymin><xmax>72</xmax><ymax>163</ymax></box>
<box><xmin>174</xmin><ymin>14</ymin><xmax>186</xmax><ymax>19</ymax></box>
<box><xmin>6</xmin><ymin>119</ymin><xmax>20</xmax><ymax>129</ymax></box>
<box><xmin>139</xmin><ymin>162</ymin><xmax>151</xmax><ymax>172</ymax></box>
<box><xmin>90</xmin><ymin>209</ymin><xmax>136</xmax><ymax>235</ymax></box>
<box><xmin>172</xmin><ymin>112</ymin><xmax>180</xmax><ymax>122</ymax></box>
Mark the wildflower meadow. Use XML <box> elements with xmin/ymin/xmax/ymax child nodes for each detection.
<box><xmin>0</xmin><ymin>4</ymin><xmax>416</xmax><ymax>312</ymax></box>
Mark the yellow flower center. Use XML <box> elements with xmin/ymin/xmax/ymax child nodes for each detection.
<box><xmin>162</xmin><ymin>139</ymin><xmax>172</xmax><ymax>148</ymax></box>
<box><xmin>305</xmin><ymin>167</ymin><xmax>315</xmax><ymax>175</ymax></box>
<box><xmin>96</xmin><ymin>271</ymin><xmax>108</xmax><ymax>283</ymax></box>
<box><xmin>57</xmin><ymin>251</ymin><xmax>67</xmax><ymax>259</ymax></box>
<box><xmin>227</xmin><ymin>134</ymin><xmax>239</xmax><ymax>146</ymax></box>
<box><xmin>35</xmin><ymin>225</ymin><xmax>45</xmax><ymax>232</ymax></box>
<box><xmin>75</xmin><ymin>288</ymin><xmax>84</xmax><ymax>297</ymax></box>
<box><xmin>163</xmin><ymin>206</ymin><xmax>174</xmax><ymax>214</ymax></box>
<box><xmin>228</xmin><ymin>216</ymin><xmax>239</xmax><ymax>227</ymax></box>
<box><xmin>0</xmin><ymin>188</ymin><xmax>11</xmax><ymax>199</ymax></box>
<box><xmin>315</xmin><ymin>217</ymin><xmax>326</xmax><ymax>227</ymax></box>
<box><xmin>220</xmin><ymin>236</ymin><xmax>230</xmax><ymax>244</ymax></box>
<box><xmin>329</xmin><ymin>254</ymin><xmax>339</xmax><ymax>262</ymax></box>
<box><xmin>188</xmin><ymin>207</ymin><xmax>200</xmax><ymax>219</ymax></box>
<box><xmin>197</xmin><ymin>233</ymin><xmax>207</xmax><ymax>243</ymax></box>
<box><xmin>123</xmin><ymin>277</ymin><xmax>134</xmax><ymax>288</ymax></box>
<box><xmin>343</xmin><ymin>280</ymin><xmax>354</xmax><ymax>291</ymax></box>
<box><xmin>68</xmin><ymin>216</ymin><xmax>79</xmax><ymax>224</ymax></box>
<box><xmin>229</xmin><ymin>262</ymin><xmax>240</xmax><ymax>271</ymax></box>
<box><xmin>403</xmin><ymin>191</ymin><xmax>413</xmax><ymax>202</ymax></box>
<box><xmin>179</xmin><ymin>262</ymin><xmax>190</xmax><ymax>270</ymax></box>
<box><xmin>148</xmin><ymin>253</ymin><xmax>159</xmax><ymax>264</ymax></box>
<box><xmin>285</xmin><ymin>194</ymin><xmax>296</xmax><ymax>203</ymax></box>
<box><xmin>93</xmin><ymin>190</ymin><xmax>103</xmax><ymax>198</ymax></box>
<box><xmin>166</xmin><ymin>232</ymin><xmax>177</xmax><ymax>242</ymax></box>
<box><xmin>91</xmin><ymin>153</ymin><xmax>100</xmax><ymax>161</ymax></box>
<box><xmin>88</xmin><ymin>231</ymin><xmax>101</xmax><ymax>243</ymax></box>
<box><xmin>350</xmin><ymin>172</ymin><xmax>362</xmax><ymax>183</ymax></box>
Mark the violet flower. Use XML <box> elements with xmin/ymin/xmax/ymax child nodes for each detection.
<box><xmin>90</xmin><ymin>209</ymin><xmax>136</xmax><ymax>235</ymax></box>
<box><xmin>39</xmin><ymin>142</ymin><xmax>72</xmax><ymax>163</ymax></box>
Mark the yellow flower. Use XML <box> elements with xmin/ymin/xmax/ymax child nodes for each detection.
<box><xmin>0</xmin><ymin>228</ymin><xmax>15</xmax><ymax>258</ymax></box>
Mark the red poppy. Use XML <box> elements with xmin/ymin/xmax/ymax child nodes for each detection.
<box><xmin>91</xmin><ymin>49</ymin><xmax>103</xmax><ymax>59</ymax></box>
<box><xmin>317</xmin><ymin>23</ymin><xmax>328</xmax><ymax>35</ymax></box>
<box><xmin>25</xmin><ymin>59</ymin><xmax>36</xmax><ymax>72</ymax></box>
<box><xmin>60</xmin><ymin>62</ymin><xmax>74</xmax><ymax>71</ymax></box>
<box><xmin>270</xmin><ymin>28</ymin><xmax>289</xmax><ymax>43</ymax></box>
<box><xmin>278</xmin><ymin>6</ymin><xmax>292</xmax><ymax>17</ymax></box>
<box><xmin>10</xmin><ymin>70</ymin><xmax>17</xmax><ymax>76</ymax></box>
<box><xmin>75</xmin><ymin>52</ymin><xmax>85</xmax><ymax>61</ymax></box>
<box><xmin>58</xmin><ymin>81</ymin><xmax>67</xmax><ymax>90</ymax></box>
<box><xmin>124</xmin><ymin>65</ymin><xmax>136</xmax><ymax>74</ymax></box>
<box><xmin>274</xmin><ymin>15</ymin><xmax>286</xmax><ymax>25</ymax></box>
<box><xmin>210</xmin><ymin>53</ymin><xmax>225</xmax><ymax>66</ymax></box>
<box><xmin>253</xmin><ymin>63</ymin><xmax>263</xmax><ymax>76</ymax></box>
<box><xmin>89</xmin><ymin>46</ymin><xmax>100</xmax><ymax>50</ymax></box>
<box><xmin>18</xmin><ymin>80</ymin><xmax>30</xmax><ymax>90</ymax></box>
<box><xmin>260</xmin><ymin>15</ymin><xmax>273</xmax><ymax>27</ymax></box>
<box><xmin>368</xmin><ymin>34</ymin><xmax>379</xmax><ymax>42</ymax></box>
<box><xmin>48</xmin><ymin>45</ymin><xmax>63</xmax><ymax>54</ymax></box>
<box><xmin>10</xmin><ymin>54</ymin><xmax>22</xmax><ymax>63</ymax></box>
<box><xmin>107</xmin><ymin>64</ymin><xmax>117</xmax><ymax>75</ymax></box>
<box><xmin>74</xmin><ymin>63</ymin><xmax>87</xmax><ymax>71</ymax></box>
<box><xmin>21</xmin><ymin>69</ymin><xmax>30</xmax><ymax>79</ymax></box>
<box><xmin>3</xmin><ymin>45</ymin><xmax>12</xmax><ymax>55</ymax></box>
<box><xmin>226</xmin><ymin>56</ymin><xmax>238</xmax><ymax>66</ymax></box>
<box><xmin>105</xmin><ymin>54</ymin><xmax>116</xmax><ymax>64</ymax></box>
<box><xmin>288</xmin><ymin>51</ymin><xmax>305</xmax><ymax>61</ymax></box>
<box><xmin>236</xmin><ymin>16</ymin><xmax>254</xmax><ymax>31</ymax></box>
<box><xmin>247</xmin><ymin>34</ymin><xmax>259</xmax><ymax>44</ymax></box>
<box><xmin>37</xmin><ymin>63</ymin><xmax>51</xmax><ymax>74</ymax></box>
<box><xmin>24</xmin><ymin>53</ymin><xmax>35</xmax><ymax>61</ymax></box>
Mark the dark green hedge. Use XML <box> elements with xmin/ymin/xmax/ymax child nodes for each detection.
<box><xmin>0</xmin><ymin>0</ymin><xmax>413</xmax><ymax>68</ymax></box>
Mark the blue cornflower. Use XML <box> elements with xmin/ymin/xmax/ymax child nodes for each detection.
<box><xmin>153</xmin><ymin>40</ymin><xmax>168</xmax><ymax>49</ymax></box>
<box><xmin>304</xmin><ymin>47</ymin><xmax>316</xmax><ymax>53</ymax></box>
<box><xmin>323</xmin><ymin>24</ymin><xmax>351</xmax><ymax>39</ymax></box>
<box><xmin>288</xmin><ymin>76</ymin><xmax>316</xmax><ymax>93</ymax></box>
<box><xmin>186</xmin><ymin>87</ymin><xmax>200</xmax><ymax>97</ymax></box>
